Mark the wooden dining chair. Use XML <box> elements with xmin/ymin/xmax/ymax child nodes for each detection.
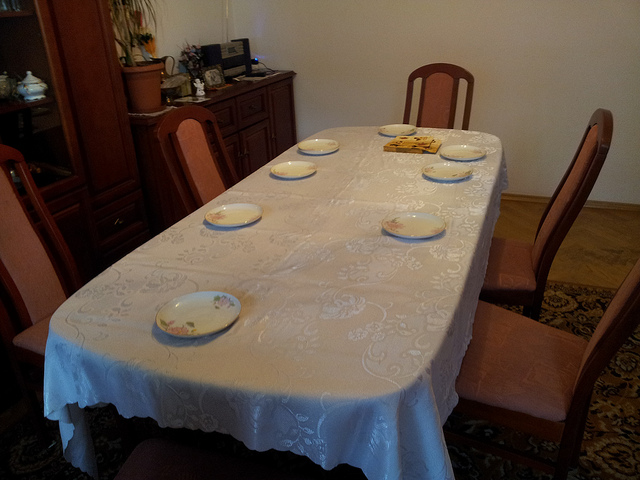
<box><xmin>480</xmin><ymin>108</ymin><xmax>613</xmax><ymax>319</ymax></box>
<box><xmin>115</xmin><ymin>437</ymin><xmax>314</xmax><ymax>480</ymax></box>
<box><xmin>155</xmin><ymin>105</ymin><xmax>240</xmax><ymax>214</ymax></box>
<box><xmin>402</xmin><ymin>63</ymin><xmax>474</xmax><ymax>130</ymax></box>
<box><xmin>447</xmin><ymin>255</ymin><xmax>640</xmax><ymax>480</ymax></box>
<box><xmin>0</xmin><ymin>144</ymin><xmax>82</xmax><ymax>430</ymax></box>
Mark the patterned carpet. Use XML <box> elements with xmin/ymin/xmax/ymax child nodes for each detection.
<box><xmin>0</xmin><ymin>283</ymin><xmax>638</xmax><ymax>479</ymax></box>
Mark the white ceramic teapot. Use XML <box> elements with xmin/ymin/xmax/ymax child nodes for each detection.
<box><xmin>17</xmin><ymin>71</ymin><xmax>47</xmax><ymax>101</ymax></box>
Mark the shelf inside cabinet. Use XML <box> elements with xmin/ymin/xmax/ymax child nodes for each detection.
<box><xmin>0</xmin><ymin>10</ymin><xmax>35</xmax><ymax>19</ymax></box>
<box><xmin>0</xmin><ymin>97</ymin><xmax>53</xmax><ymax>115</ymax></box>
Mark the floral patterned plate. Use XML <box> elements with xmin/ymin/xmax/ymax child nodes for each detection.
<box><xmin>378</xmin><ymin>124</ymin><xmax>417</xmax><ymax>137</ymax></box>
<box><xmin>156</xmin><ymin>291</ymin><xmax>241</xmax><ymax>338</ymax></box>
<box><xmin>297</xmin><ymin>138</ymin><xmax>339</xmax><ymax>155</ymax></box>
<box><xmin>270</xmin><ymin>160</ymin><xmax>317</xmax><ymax>179</ymax></box>
<box><xmin>422</xmin><ymin>162</ymin><xmax>473</xmax><ymax>182</ymax></box>
<box><xmin>382</xmin><ymin>212</ymin><xmax>446</xmax><ymax>239</ymax></box>
<box><xmin>439</xmin><ymin>144</ymin><xmax>486</xmax><ymax>161</ymax></box>
<box><xmin>205</xmin><ymin>203</ymin><xmax>263</xmax><ymax>227</ymax></box>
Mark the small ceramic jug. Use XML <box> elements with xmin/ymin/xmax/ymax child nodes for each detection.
<box><xmin>0</xmin><ymin>72</ymin><xmax>11</xmax><ymax>100</ymax></box>
<box><xmin>17</xmin><ymin>71</ymin><xmax>48</xmax><ymax>101</ymax></box>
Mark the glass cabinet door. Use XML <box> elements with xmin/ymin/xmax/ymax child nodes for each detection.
<box><xmin>0</xmin><ymin>0</ymin><xmax>81</xmax><ymax>190</ymax></box>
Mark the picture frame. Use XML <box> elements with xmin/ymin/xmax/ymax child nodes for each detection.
<box><xmin>202</xmin><ymin>65</ymin><xmax>225</xmax><ymax>89</ymax></box>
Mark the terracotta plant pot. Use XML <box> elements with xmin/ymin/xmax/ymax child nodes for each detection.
<box><xmin>122</xmin><ymin>61</ymin><xmax>164</xmax><ymax>113</ymax></box>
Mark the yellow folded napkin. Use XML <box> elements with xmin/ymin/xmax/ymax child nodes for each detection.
<box><xmin>383</xmin><ymin>136</ymin><xmax>442</xmax><ymax>154</ymax></box>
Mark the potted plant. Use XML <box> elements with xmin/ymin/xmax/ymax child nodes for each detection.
<box><xmin>109</xmin><ymin>0</ymin><xmax>164</xmax><ymax>113</ymax></box>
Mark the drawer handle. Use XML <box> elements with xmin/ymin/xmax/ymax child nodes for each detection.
<box><xmin>114</xmin><ymin>218</ymin><xmax>125</xmax><ymax>226</ymax></box>
<box><xmin>249</xmin><ymin>104</ymin><xmax>259</xmax><ymax>111</ymax></box>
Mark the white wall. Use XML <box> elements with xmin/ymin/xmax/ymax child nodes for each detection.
<box><xmin>155</xmin><ymin>0</ymin><xmax>640</xmax><ymax>205</ymax></box>
<box><xmin>154</xmin><ymin>0</ymin><xmax>226</xmax><ymax>66</ymax></box>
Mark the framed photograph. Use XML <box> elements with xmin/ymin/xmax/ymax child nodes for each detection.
<box><xmin>202</xmin><ymin>65</ymin><xmax>225</xmax><ymax>89</ymax></box>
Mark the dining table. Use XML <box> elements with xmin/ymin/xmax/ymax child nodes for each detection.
<box><xmin>43</xmin><ymin>125</ymin><xmax>507</xmax><ymax>480</ymax></box>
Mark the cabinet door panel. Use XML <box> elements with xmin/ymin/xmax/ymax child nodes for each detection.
<box><xmin>268</xmin><ymin>78</ymin><xmax>297</xmax><ymax>156</ymax></box>
<box><xmin>45</xmin><ymin>0</ymin><xmax>139</xmax><ymax>205</ymax></box>
<box><xmin>240</xmin><ymin>120</ymin><xmax>272</xmax><ymax>176</ymax></box>
<box><xmin>223</xmin><ymin>133</ymin><xmax>242</xmax><ymax>177</ymax></box>
<box><xmin>1</xmin><ymin>6</ymin><xmax>85</xmax><ymax>197</ymax></box>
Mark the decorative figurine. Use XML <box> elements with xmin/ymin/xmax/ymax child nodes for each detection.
<box><xmin>193</xmin><ymin>78</ymin><xmax>205</xmax><ymax>96</ymax></box>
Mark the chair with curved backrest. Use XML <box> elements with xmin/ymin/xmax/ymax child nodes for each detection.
<box><xmin>448</xmin><ymin>255</ymin><xmax>640</xmax><ymax>480</ymax></box>
<box><xmin>155</xmin><ymin>105</ymin><xmax>240</xmax><ymax>215</ymax></box>
<box><xmin>481</xmin><ymin>108</ymin><xmax>613</xmax><ymax>319</ymax></box>
<box><xmin>0</xmin><ymin>144</ymin><xmax>82</xmax><ymax>429</ymax></box>
<box><xmin>403</xmin><ymin>63</ymin><xmax>474</xmax><ymax>130</ymax></box>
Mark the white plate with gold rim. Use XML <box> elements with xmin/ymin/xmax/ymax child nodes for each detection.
<box><xmin>379</xmin><ymin>124</ymin><xmax>417</xmax><ymax>137</ymax></box>
<box><xmin>440</xmin><ymin>144</ymin><xmax>486</xmax><ymax>161</ymax></box>
<box><xmin>297</xmin><ymin>138</ymin><xmax>339</xmax><ymax>155</ymax></box>
<box><xmin>382</xmin><ymin>212</ymin><xmax>446</xmax><ymax>239</ymax></box>
<box><xmin>270</xmin><ymin>160</ymin><xmax>317</xmax><ymax>179</ymax></box>
<box><xmin>422</xmin><ymin>162</ymin><xmax>473</xmax><ymax>182</ymax></box>
<box><xmin>205</xmin><ymin>203</ymin><xmax>263</xmax><ymax>227</ymax></box>
<box><xmin>156</xmin><ymin>291</ymin><xmax>241</xmax><ymax>338</ymax></box>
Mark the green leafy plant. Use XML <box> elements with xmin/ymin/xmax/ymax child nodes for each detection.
<box><xmin>109</xmin><ymin>0</ymin><xmax>157</xmax><ymax>67</ymax></box>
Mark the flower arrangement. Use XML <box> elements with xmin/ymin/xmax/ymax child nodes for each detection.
<box><xmin>179</xmin><ymin>43</ymin><xmax>204</xmax><ymax>79</ymax></box>
<box><xmin>109</xmin><ymin>0</ymin><xmax>157</xmax><ymax>67</ymax></box>
<box><xmin>139</xmin><ymin>31</ymin><xmax>156</xmax><ymax>57</ymax></box>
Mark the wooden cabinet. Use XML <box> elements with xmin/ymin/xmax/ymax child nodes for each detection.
<box><xmin>130</xmin><ymin>71</ymin><xmax>297</xmax><ymax>234</ymax></box>
<box><xmin>206</xmin><ymin>72</ymin><xmax>296</xmax><ymax>178</ymax></box>
<box><xmin>0</xmin><ymin>0</ymin><xmax>150</xmax><ymax>280</ymax></box>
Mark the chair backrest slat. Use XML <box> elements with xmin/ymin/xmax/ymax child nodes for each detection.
<box><xmin>403</xmin><ymin>63</ymin><xmax>474</xmax><ymax>130</ymax></box>
<box><xmin>416</xmin><ymin>73</ymin><xmax>456</xmax><ymax>129</ymax></box>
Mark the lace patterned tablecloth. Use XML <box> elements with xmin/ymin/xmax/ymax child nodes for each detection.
<box><xmin>44</xmin><ymin>126</ymin><xmax>507</xmax><ymax>479</ymax></box>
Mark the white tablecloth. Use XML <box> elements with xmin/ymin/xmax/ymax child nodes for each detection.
<box><xmin>44</xmin><ymin>126</ymin><xmax>507</xmax><ymax>479</ymax></box>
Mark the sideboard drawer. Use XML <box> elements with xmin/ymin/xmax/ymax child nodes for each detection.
<box><xmin>209</xmin><ymin>98</ymin><xmax>237</xmax><ymax>137</ymax></box>
<box><xmin>95</xmin><ymin>193</ymin><xmax>148</xmax><ymax>244</ymax></box>
<box><xmin>237</xmin><ymin>88</ymin><xmax>269</xmax><ymax>129</ymax></box>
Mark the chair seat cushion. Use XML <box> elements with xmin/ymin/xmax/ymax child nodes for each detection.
<box><xmin>456</xmin><ymin>301</ymin><xmax>588</xmax><ymax>422</ymax></box>
<box><xmin>13</xmin><ymin>316</ymin><xmax>50</xmax><ymax>357</ymax></box>
<box><xmin>481</xmin><ymin>237</ymin><xmax>537</xmax><ymax>305</ymax></box>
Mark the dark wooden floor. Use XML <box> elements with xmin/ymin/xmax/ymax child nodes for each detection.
<box><xmin>494</xmin><ymin>195</ymin><xmax>640</xmax><ymax>289</ymax></box>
